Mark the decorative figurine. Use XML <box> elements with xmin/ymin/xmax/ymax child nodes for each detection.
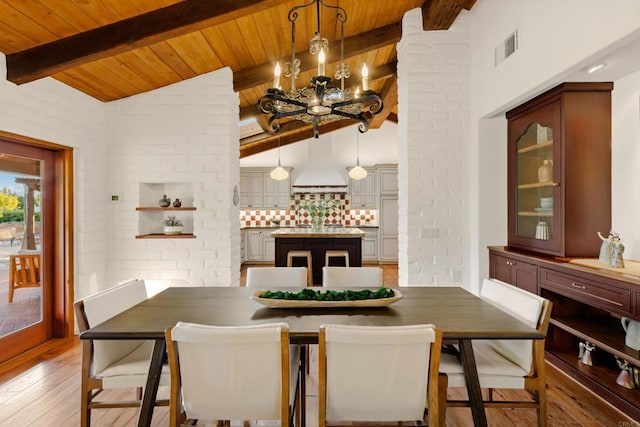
<box><xmin>597</xmin><ymin>231</ymin><xmax>613</xmax><ymax>264</ymax></box>
<box><xmin>173</xmin><ymin>198</ymin><xmax>182</xmax><ymax>208</ymax></box>
<box><xmin>578</xmin><ymin>341</ymin><xmax>595</xmax><ymax>366</ymax></box>
<box><xmin>159</xmin><ymin>194</ymin><xmax>171</xmax><ymax>207</ymax></box>
<box><xmin>610</xmin><ymin>234</ymin><xmax>625</xmax><ymax>269</ymax></box>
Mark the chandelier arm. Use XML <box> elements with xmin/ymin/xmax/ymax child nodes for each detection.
<box><xmin>267</xmin><ymin>116</ymin><xmax>281</xmax><ymax>133</ymax></box>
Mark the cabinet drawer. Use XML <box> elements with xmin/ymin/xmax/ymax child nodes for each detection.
<box><xmin>539</xmin><ymin>268</ymin><xmax>632</xmax><ymax>315</ymax></box>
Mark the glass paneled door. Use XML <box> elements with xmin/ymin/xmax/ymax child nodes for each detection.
<box><xmin>0</xmin><ymin>140</ymin><xmax>54</xmax><ymax>362</ymax></box>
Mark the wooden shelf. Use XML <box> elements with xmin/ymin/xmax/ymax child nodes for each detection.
<box><xmin>551</xmin><ymin>315</ymin><xmax>640</xmax><ymax>365</ymax></box>
<box><xmin>517</xmin><ymin>140</ymin><xmax>553</xmax><ymax>154</ymax></box>
<box><xmin>136</xmin><ymin>207</ymin><xmax>196</xmax><ymax>211</ymax></box>
<box><xmin>135</xmin><ymin>233</ymin><xmax>196</xmax><ymax>239</ymax></box>
<box><xmin>546</xmin><ymin>347</ymin><xmax>640</xmax><ymax>420</ymax></box>
<box><xmin>518</xmin><ymin>211</ymin><xmax>553</xmax><ymax>217</ymax></box>
<box><xmin>517</xmin><ymin>181</ymin><xmax>557</xmax><ymax>190</ymax></box>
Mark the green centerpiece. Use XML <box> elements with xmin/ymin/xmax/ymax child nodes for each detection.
<box><xmin>259</xmin><ymin>287</ymin><xmax>395</xmax><ymax>301</ymax></box>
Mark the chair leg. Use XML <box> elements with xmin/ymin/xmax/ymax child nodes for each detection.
<box><xmin>437</xmin><ymin>373</ymin><xmax>448</xmax><ymax>426</ymax></box>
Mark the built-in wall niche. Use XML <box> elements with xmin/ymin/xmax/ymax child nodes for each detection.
<box><xmin>136</xmin><ymin>182</ymin><xmax>196</xmax><ymax>239</ymax></box>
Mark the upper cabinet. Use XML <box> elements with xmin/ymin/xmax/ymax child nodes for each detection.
<box><xmin>506</xmin><ymin>82</ymin><xmax>613</xmax><ymax>257</ymax></box>
<box><xmin>349</xmin><ymin>167</ymin><xmax>377</xmax><ymax>208</ymax></box>
<box><xmin>240</xmin><ymin>168</ymin><xmax>291</xmax><ymax>209</ymax></box>
<box><xmin>378</xmin><ymin>165</ymin><xmax>398</xmax><ymax>194</ymax></box>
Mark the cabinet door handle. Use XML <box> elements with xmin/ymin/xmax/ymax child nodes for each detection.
<box><xmin>506</xmin><ymin>260</ymin><xmax>515</xmax><ymax>266</ymax></box>
<box><xmin>571</xmin><ymin>282</ymin><xmax>586</xmax><ymax>290</ymax></box>
<box><xmin>552</xmin><ymin>182</ymin><xmax>560</xmax><ymax>187</ymax></box>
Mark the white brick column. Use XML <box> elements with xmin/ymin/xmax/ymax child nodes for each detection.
<box><xmin>397</xmin><ymin>8</ymin><xmax>470</xmax><ymax>287</ymax></box>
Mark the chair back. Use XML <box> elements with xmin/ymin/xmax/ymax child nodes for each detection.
<box><xmin>322</xmin><ymin>266</ymin><xmax>384</xmax><ymax>287</ymax></box>
<box><xmin>319</xmin><ymin>324</ymin><xmax>442</xmax><ymax>424</ymax></box>
<box><xmin>75</xmin><ymin>279</ymin><xmax>149</xmax><ymax>374</ymax></box>
<box><xmin>480</xmin><ymin>278</ymin><xmax>547</xmax><ymax>371</ymax></box>
<box><xmin>246</xmin><ymin>267</ymin><xmax>308</xmax><ymax>288</ymax></box>
<box><xmin>11</xmin><ymin>253</ymin><xmax>40</xmax><ymax>285</ymax></box>
<box><xmin>166</xmin><ymin>322</ymin><xmax>291</xmax><ymax>424</ymax></box>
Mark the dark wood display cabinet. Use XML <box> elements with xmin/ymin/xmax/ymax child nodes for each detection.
<box><xmin>506</xmin><ymin>82</ymin><xmax>613</xmax><ymax>257</ymax></box>
<box><xmin>489</xmin><ymin>246</ymin><xmax>640</xmax><ymax>420</ymax></box>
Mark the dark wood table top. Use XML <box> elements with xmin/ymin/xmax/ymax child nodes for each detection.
<box><xmin>80</xmin><ymin>286</ymin><xmax>543</xmax><ymax>343</ymax></box>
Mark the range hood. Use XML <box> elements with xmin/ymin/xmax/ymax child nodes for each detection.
<box><xmin>292</xmin><ymin>137</ymin><xmax>348</xmax><ymax>193</ymax></box>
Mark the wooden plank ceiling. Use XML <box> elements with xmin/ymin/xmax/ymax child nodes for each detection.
<box><xmin>0</xmin><ymin>0</ymin><xmax>475</xmax><ymax>157</ymax></box>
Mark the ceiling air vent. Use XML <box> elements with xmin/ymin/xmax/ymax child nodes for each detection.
<box><xmin>495</xmin><ymin>29</ymin><xmax>518</xmax><ymax>66</ymax></box>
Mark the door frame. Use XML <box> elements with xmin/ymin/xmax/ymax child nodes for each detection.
<box><xmin>0</xmin><ymin>130</ymin><xmax>74</xmax><ymax>356</ymax></box>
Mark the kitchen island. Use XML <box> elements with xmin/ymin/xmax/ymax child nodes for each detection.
<box><xmin>272</xmin><ymin>227</ymin><xmax>365</xmax><ymax>285</ymax></box>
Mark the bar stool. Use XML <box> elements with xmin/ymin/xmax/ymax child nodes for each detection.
<box><xmin>325</xmin><ymin>250</ymin><xmax>349</xmax><ymax>267</ymax></box>
<box><xmin>287</xmin><ymin>250</ymin><xmax>313</xmax><ymax>286</ymax></box>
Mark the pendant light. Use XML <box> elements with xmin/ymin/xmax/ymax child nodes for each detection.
<box><xmin>348</xmin><ymin>130</ymin><xmax>367</xmax><ymax>180</ymax></box>
<box><xmin>270</xmin><ymin>137</ymin><xmax>289</xmax><ymax>181</ymax></box>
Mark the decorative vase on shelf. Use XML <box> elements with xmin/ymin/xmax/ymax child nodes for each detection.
<box><xmin>538</xmin><ymin>160</ymin><xmax>553</xmax><ymax>183</ymax></box>
<box><xmin>159</xmin><ymin>194</ymin><xmax>171</xmax><ymax>207</ymax></box>
<box><xmin>173</xmin><ymin>198</ymin><xmax>182</xmax><ymax>208</ymax></box>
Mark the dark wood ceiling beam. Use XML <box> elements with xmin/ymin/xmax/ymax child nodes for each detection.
<box><xmin>386</xmin><ymin>112</ymin><xmax>398</xmax><ymax>124</ymax></box>
<box><xmin>6</xmin><ymin>0</ymin><xmax>291</xmax><ymax>85</ymax></box>
<box><xmin>233</xmin><ymin>23</ymin><xmax>402</xmax><ymax>92</ymax></box>
<box><xmin>240</xmin><ymin>119</ymin><xmax>358</xmax><ymax>158</ymax></box>
<box><xmin>239</xmin><ymin>61</ymin><xmax>398</xmax><ymax>121</ymax></box>
<box><xmin>421</xmin><ymin>0</ymin><xmax>477</xmax><ymax>30</ymax></box>
<box><xmin>369</xmin><ymin>74</ymin><xmax>398</xmax><ymax>129</ymax></box>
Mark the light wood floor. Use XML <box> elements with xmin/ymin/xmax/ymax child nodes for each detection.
<box><xmin>0</xmin><ymin>337</ymin><xmax>632</xmax><ymax>426</ymax></box>
<box><xmin>0</xmin><ymin>265</ymin><xmax>633</xmax><ymax>426</ymax></box>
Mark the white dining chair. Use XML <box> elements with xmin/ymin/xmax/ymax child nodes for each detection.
<box><xmin>319</xmin><ymin>324</ymin><xmax>442</xmax><ymax>426</ymax></box>
<box><xmin>165</xmin><ymin>322</ymin><xmax>302</xmax><ymax>427</ymax></box>
<box><xmin>322</xmin><ymin>266</ymin><xmax>384</xmax><ymax>287</ymax></box>
<box><xmin>246</xmin><ymin>266</ymin><xmax>308</xmax><ymax>288</ymax></box>
<box><xmin>73</xmin><ymin>279</ymin><xmax>170</xmax><ymax>427</ymax></box>
<box><xmin>438</xmin><ymin>278</ymin><xmax>552</xmax><ymax>426</ymax></box>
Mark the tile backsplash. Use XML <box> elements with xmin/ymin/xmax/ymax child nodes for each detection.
<box><xmin>240</xmin><ymin>193</ymin><xmax>378</xmax><ymax>227</ymax></box>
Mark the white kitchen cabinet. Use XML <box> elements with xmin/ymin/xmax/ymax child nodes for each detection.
<box><xmin>263</xmin><ymin>175</ymin><xmax>291</xmax><ymax>208</ymax></box>
<box><xmin>240</xmin><ymin>229</ymin><xmax>246</xmax><ymax>264</ymax></box>
<box><xmin>349</xmin><ymin>168</ymin><xmax>376</xmax><ymax>208</ymax></box>
<box><xmin>361</xmin><ymin>228</ymin><xmax>379</xmax><ymax>262</ymax></box>
<box><xmin>239</xmin><ymin>172</ymin><xmax>264</xmax><ymax>208</ymax></box>
<box><xmin>379</xmin><ymin>195</ymin><xmax>398</xmax><ymax>262</ymax></box>
<box><xmin>378</xmin><ymin>165</ymin><xmax>398</xmax><ymax>194</ymax></box>
<box><xmin>245</xmin><ymin>229</ymin><xmax>275</xmax><ymax>263</ymax></box>
<box><xmin>240</xmin><ymin>168</ymin><xmax>291</xmax><ymax>209</ymax></box>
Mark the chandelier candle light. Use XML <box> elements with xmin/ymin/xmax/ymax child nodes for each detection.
<box><xmin>258</xmin><ymin>0</ymin><xmax>383</xmax><ymax>138</ymax></box>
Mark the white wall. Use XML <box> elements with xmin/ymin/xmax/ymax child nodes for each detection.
<box><xmin>612</xmin><ymin>70</ymin><xmax>640</xmax><ymax>259</ymax></box>
<box><xmin>0</xmin><ymin>54</ymin><xmax>109</xmax><ymax>299</ymax></box>
<box><xmin>106</xmin><ymin>69</ymin><xmax>240</xmax><ymax>288</ymax></box>
<box><xmin>468</xmin><ymin>0</ymin><xmax>640</xmax><ymax>292</ymax></box>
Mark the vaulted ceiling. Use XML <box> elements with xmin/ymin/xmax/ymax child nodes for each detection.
<box><xmin>0</xmin><ymin>0</ymin><xmax>475</xmax><ymax>157</ymax></box>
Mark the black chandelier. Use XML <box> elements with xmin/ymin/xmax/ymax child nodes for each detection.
<box><xmin>257</xmin><ymin>0</ymin><xmax>383</xmax><ymax>139</ymax></box>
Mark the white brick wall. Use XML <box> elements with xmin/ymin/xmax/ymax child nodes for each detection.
<box><xmin>397</xmin><ymin>9</ymin><xmax>471</xmax><ymax>287</ymax></box>
<box><xmin>0</xmin><ymin>54</ymin><xmax>109</xmax><ymax>299</ymax></box>
<box><xmin>106</xmin><ymin>68</ymin><xmax>240</xmax><ymax>287</ymax></box>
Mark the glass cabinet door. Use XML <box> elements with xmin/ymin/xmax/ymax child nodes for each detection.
<box><xmin>515</xmin><ymin>122</ymin><xmax>556</xmax><ymax>241</ymax></box>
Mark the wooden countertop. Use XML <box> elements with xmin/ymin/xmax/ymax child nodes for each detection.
<box><xmin>271</xmin><ymin>227</ymin><xmax>365</xmax><ymax>238</ymax></box>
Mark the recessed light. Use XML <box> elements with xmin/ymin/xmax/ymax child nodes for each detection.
<box><xmin>586</xmin><ymin>63</ymin><xmax>607</xmax><ymax>74</ymax></box>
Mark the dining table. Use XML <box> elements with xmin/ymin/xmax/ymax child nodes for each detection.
<box><xmin>79</xmin><ymin>286</ymin><xmax>544</xmax><ymax>427</ymax></box>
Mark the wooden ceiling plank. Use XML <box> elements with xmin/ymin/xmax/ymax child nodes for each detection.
<box><xmin>148</xmin><ymin>42</ymin><xmax>198</xmax><ymax>81</ymax></box>
<box><xmin>54</xmin><ymin>65</ymin><xmax>130</xmax><ymax>102</ymax></box>
<box><xmin>6</xmin><ymin>0</ymin><xmax>292</xmax><ymax>85</ymax></box>
<box><xmin>166</xmin><ymin>32</ymin><xmax>222</xmax><ymax>75</ymax></box>
<box><xmin>233</xmin><ymin>22</ymin><xmax>401</xmax><ymax>92</ymax></box>
<box><xmin>0</xmin><ymin>2</ymin><xmax>58</xmax><ymax>49</ymax></box>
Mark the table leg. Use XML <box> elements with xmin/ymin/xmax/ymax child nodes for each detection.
<box><xmin>458</xmin><ymin>339</ymin><xmax>487</xmax><ymax>427</ymax></box>
<box><xmin>138</xmin><ymin>339</ymin><xmax>166</xmax><ymax>427</ymax></box>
